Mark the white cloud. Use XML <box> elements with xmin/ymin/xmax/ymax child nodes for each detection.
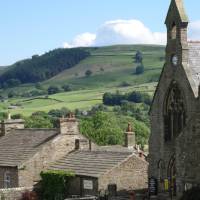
<box><xmin>63</xmin><ymin>19</ymin><xmax>200</xmax><ymax>48</ymax></box>
<box><xmin>63</xmin><ymin>32</ymin><xmax>96</xmax><ymax>48</ymax></box>
<box><xmin>64</xmin><ymin>19</ymin><xmax>167</xmax><ymax>48</ymax></box>
<box><xmin>189</xmin><ymin>20</ymin><xmax>200</xmax><ymax>41</ymax></box>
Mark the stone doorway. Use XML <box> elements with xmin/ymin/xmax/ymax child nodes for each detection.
<box><xmin>167</xmin><ymin>156</ymin><xmax>176</xmax><ymax>199</ymax></box>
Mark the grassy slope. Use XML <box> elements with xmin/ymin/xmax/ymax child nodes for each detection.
<box><xmin>0</xmin><ymin>45</ymin><xmax>164</xmax><ymax>116</ymax></box>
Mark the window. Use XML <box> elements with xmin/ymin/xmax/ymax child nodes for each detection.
<box><xmin>164</xmin><ymin>82</ymin><xmax>186</xmax><ymax>142</ymax></box>
<box><xmin>171</xmin><ymin>22</ymin><xmax>177</xmax><ymax>39</ymax></box>
<box><xmin>4</xmin><ymin>171</ymin><xmax>11</xmax><ymax>188</ymax></box>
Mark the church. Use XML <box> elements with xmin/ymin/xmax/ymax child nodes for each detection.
<box><xmin>149</xmin><ymin>0</ymin><xmax>200</xmax><ymax>199</ymax></box>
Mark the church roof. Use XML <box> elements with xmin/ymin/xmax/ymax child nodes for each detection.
<box><xmin>188</xmin><ymin>42</ymin><xmax>200</xmax><ymax>96</ymax></box>
<box><xmin>49</xmin><ymin>150</ymin><xmax>134</xmax><ymax>178</ymax></box>
<box><xmin>0</xmin><ymin>129</ymin><xmax>58</xmax><ymax>167</ymax></box>
<box><xmin>165</xmin><ymin>0</ymin><xmax>188</xmax><ymax>24</ymax></box>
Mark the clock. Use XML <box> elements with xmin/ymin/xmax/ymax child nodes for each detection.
<box><xmin>172</xmin><ymin>55</ymin><xmax>178</xmax><ymax>66</ymax></box>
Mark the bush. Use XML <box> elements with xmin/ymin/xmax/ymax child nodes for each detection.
<box><xmin>85</xmin><ymin>69</ymin><xmax>92</xmax><ymax>77</ymax></box>
<box><xmin>135</xmin><ymin>64</ymin><xmax>144</xmax><ymax>75</ymax></box>
<box><xmin>119</xmin><ymin>81</ymin><xmax>131</xmax><ymax>87</ymax></box>
<box><xmin>62</xmin><ymin>84</ymin><xmax>72</xmax><ymax>92</ymax></box>
<box><xmin>11</xmin><ymin>114</ymin><xmax>23</xmax><ymax>119</ymax></box>
<box><xmin>25</xmin><ymin>112</ymin><xmax>53</xmax><ymax>128</ymax></box>
<box><xmin>8</xmin><ymin>90</ymin><xmax>18</xmax><ymax>98</ymax></box>
<box><xmin>48</xmin><ymin>107</ymin><xmax>70</xmax><ymax>118</ymax></box>
<box><xmin>40</xmin><ymin>170</ymin><xmax>74</xmax><ymax>200</ymax></box>
<box><xmin>48</xmin><ymin>86</ymin><xmax>60</xmax><ymax>95</ymax></box>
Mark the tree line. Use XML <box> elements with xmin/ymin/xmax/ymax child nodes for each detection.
<box><xmin>0</xmin><ymin>48</ymin><xmax>90</xmax><ymax>87</ymax></box>
<box><xmin>103</xmin><ymin>91</ymin><xmax>152</xmax><ymax>106</ymax></box>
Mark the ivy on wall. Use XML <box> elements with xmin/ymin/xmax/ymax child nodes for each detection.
<box><xmin>40</xmin><ymin>170</ymin><xmax>75</xmax><ymax>200</ymax></box>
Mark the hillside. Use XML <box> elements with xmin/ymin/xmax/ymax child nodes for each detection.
<box><xmin>0</xmin><ymin>44</ymin><xmax>165</xmax><ymax>116</ymax></box>
<box><xmin>0</xmin><ymin>48</ymin><xmax>90</xmax><ymax>86</ymax></box>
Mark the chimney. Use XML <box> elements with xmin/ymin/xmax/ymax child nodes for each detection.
<box><xmin>59</xmin><ymin>113</ymin><xmax>79</xmax><ymax>135</ymax></box>
<box><xmin>1</xmin><ymin>114</ymin><xmax>25</xmax><ymax>136</ymax></box>
<box><xmin>124</xmin><ymin>123</ymin><xmax>135</xmax><ymax>149</ymax></box>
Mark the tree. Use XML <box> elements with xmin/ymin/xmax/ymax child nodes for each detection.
<box><xmin>48</xmin><ymin>86</ymin><xmax>60</xmax><ymax>95</ymax></box>
<box><xmin>135</xmin><ymin>64</ymin><xmax>144</xmax><ymax>75</ymax></box>
<box><xmin>128</xmin><ymin>91</ymin><xmax>142</xmax><ymax>103</ymax></box>
<box><xmin>85</xmin><ymin>70</ymin><xmax>92</xmax><ymax>77</ymax></box>
<box><xmin>8</xmin><ymin>90</ymin><xmax>17</xmax><ymax>98</ymax></box>
<box><xmin>135</xmin><ymin>50</ymin><xmax>143</xmax><ymax>63</ymax></box>
<box><xmin>80</xmin><ymin>112</ymin><xmax>123</xmax><ymax>145</ymax></box>
<box><xmin>62</xmin><ymin>84</ymin><xmax>72</xmax><ymax>92</ymax></box>
<box><xmin>25</xmin><ymin>111</ymin><xmax>53</xmax><ymax>128</ymax></box>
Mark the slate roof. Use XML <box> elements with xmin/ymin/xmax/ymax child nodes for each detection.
<box><xmin>0</xmin><ymin>129</ymin><xmax>58</xmax><ymax>167</ymax></box>
<box><xmin>49</xmin><ymin>150</ymin><xmax>133</xmax><ymax>178</ymax></box>
<box><xmin>165</xmin><ymin>0</ymin><xmax>188</xmax><ymax>24</ymax></box>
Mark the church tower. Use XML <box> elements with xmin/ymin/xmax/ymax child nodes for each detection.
<box><xmin>165</xmin><ymin>0</ymin><xmax>189</xmax><ymax>68</ymax></box>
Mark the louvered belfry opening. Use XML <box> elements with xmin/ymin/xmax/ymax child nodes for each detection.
<box><xmin>164</xmin><ymin>82</ymin><xmax>186</xmax><ymax>142</ymax></box>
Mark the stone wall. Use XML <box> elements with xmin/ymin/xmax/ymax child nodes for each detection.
<box><xmin>0</xmin><ymin>167</ymin><xmax>18</xmax><ymax>189</ymax></box>
<box><xmin>0</xmin><ymin>187</ymin><xmax>32</xmax><ymax>200</ymax></box>
<box><xmin>98</xmin><ymin>155</ymin><xmax>148</xmax><ymax>192</ymax></box>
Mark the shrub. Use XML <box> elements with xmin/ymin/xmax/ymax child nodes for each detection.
<box><xmin>8</xmin><ymin>90</ymin><xmax>18</xmax><ymax>98</ymax></box>
<box><xmin>85</xmin><ymin>69</ymin><xmax>92</xmax><ymax>77</ymax></box>
<box><xmin>48</xmin><ymin>85</ymin><xmax>60</xmax><ymax>95</ymax></box>
<box><xmin>62</xmin><ymin>84</ymin><xmax>72</xmax><ymax>92</ymax></box>
<box><xmin>40</xmin><ymin>170</ymin><xmax>74</xmax><ymax>200</ymax></box>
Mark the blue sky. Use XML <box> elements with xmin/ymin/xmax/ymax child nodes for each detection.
<box><xmin>0</xmin><ymin>0</ymin><xmax>200</xmax><ymax>66</ymax></box>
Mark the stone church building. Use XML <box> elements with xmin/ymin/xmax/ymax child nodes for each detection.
<box><xmin>149</xmin><ymin>0</ymin><xmax>200</xmax><ymax>199</ymax></box>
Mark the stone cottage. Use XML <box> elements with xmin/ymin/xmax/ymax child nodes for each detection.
<box><xmin>49</xmin><ymin>123</ymin><xmax>148</xmax><ymax>197</ymax></box>
<box><xmin>0</xmin><ymin>114</ymin><xmax>148</xmax><ymax>198</ymax></box>
<box><xmin>0</xmin><ymin>115</ymin><xmax>90</xmax><ymax>188</ymax></box>
<box><xmin>149</xmin><ymin>0</ymin><xmax>200</xmax><ymax>199</ymax></box>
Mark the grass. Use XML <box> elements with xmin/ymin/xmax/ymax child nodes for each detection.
<box><xmin>0</xmin><ymin>44</ymin><xmax>164</xmax><ymax>116</ymax></box>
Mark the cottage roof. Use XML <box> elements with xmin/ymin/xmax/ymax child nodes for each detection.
<box><xmin>49</xmin><ymin>150</ymin><xmax>134</xmax><ymax>178</ymax></box>
<box><xmin>0</xmin><ymin>129</ymin><xmax>58</xmax><ymax>167</ymax></box>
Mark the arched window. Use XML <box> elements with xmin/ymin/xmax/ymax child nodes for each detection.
<box><xmin>164</xmin><ymin>82</ymin><xmax>186</xmax><ymax>142</ymax></box>
<box><xmin>4</xmin><ymin>171</ymin><xmax>11</xmax><ymax>188</ymax></box>
<box><xmin>158</xmin><ymin>159</ymin><xmax>165</xmax><ymax>182</ymax></box>
<box><xmin>171</xmin><ymin>22</ymin><xmax>177</xmax><ymax>39</ymax></box>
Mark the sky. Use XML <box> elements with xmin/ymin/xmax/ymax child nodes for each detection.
<box><xmin>0</xmin><ymin>0</ymin><xmax>200</xmax><ymax>66</ymax></box>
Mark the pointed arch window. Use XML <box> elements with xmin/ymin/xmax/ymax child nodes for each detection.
<box><xmin>171</xmin><ymin>22</ymin><xmax>177</xmax><ymax>39</ymax></box>
<box><xmin>164</xmin><ymin>82</ymin><xmax>186</xmax><ymax>142</ymax></box>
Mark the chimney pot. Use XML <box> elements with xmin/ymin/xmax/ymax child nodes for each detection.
<box><xmin>124</xmin><ymin>123</ymin><xmax>135</xmax><ymax>148</ymax></box>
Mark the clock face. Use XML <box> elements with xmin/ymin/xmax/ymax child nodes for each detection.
<box><xmin>172</xmin><ymin>55</ymin><xmax>178</xmax><ymax>66</ymax></box>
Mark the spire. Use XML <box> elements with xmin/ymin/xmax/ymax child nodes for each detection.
<box><xmin>165</xmin><ymin>0</ymin><xmax>189</xmax><ymax>25</ymax></box>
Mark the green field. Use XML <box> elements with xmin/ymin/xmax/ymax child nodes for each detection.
<box><xmin>0</xmin><ymin>45</ymin><xmax>164</xmax><ymax>116</ymax></box>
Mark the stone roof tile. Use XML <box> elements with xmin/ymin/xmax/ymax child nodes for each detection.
<box><xmin>0</xmin><ymin>129</ymin><xmax>58</xmax><ymax>167</ymax></box>
<box><xmin>49</xmin><ymin>150</ymin><xmax>134</xmax><ymax>178</ymax></box>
